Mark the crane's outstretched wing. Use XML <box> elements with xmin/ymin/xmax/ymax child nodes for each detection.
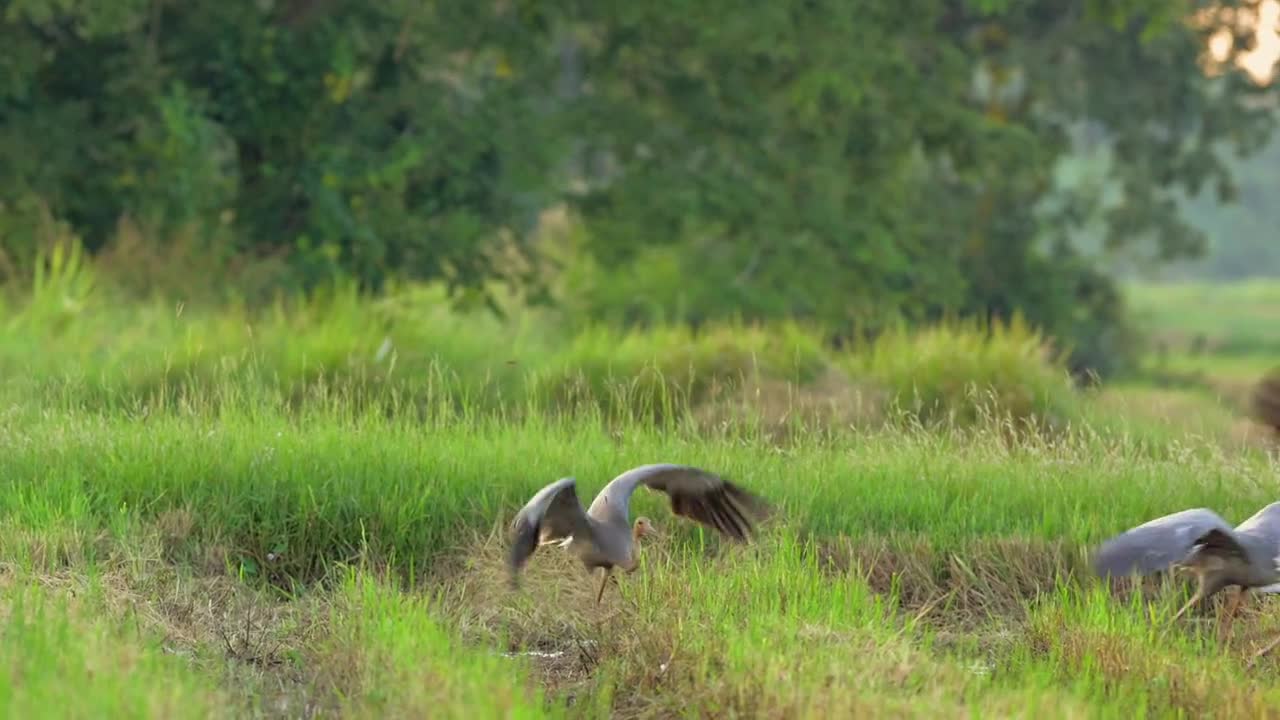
<box><xmin>1235</xmin><ymin>501</ymin><xmax>1280</xmax><ymax>590</ymax></box>
<box><xmin>1091</xmin><ymin>507</ymin><xmax>1236</xmax><ymax>578</ymax></box>
<box><xmin>1234</xmin><ymin>501</ymin><xmax>1280</xmax><ymax>548</ymax></box>
<box><xmin>508</xmin><ymin>477</ymin><xmax>593</xmax><ymax>582</ymax></box>
<box><xmin>588</xmin><ymin>463</ymin><xmax>769</xmax><ymax>541</ymax></box>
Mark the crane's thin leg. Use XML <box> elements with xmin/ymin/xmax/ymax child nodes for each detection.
<box><xmin>1171</xmin><ymin>575</ymin><xmax>1207</xmax><ymax>623</ymax></box>
<box><xmin>595</xmin><ymin>568</ymin><xmax>613</xmax><ymax>605</ymax></box>
<box><xmin>1219</xmin><ymin>586</ymin><xmax>1246</xmax><ymax>641</ymax></box>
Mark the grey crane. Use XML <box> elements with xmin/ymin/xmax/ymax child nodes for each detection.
<box><xmin>507</xmin><ymin>463</ymin><xmax>770</xmax><ymax>604</ymax></box>
<box><xmin>1091</xmin><ymin>502</ymin><xmax>1280</xmax><ymax>662</ymax></box>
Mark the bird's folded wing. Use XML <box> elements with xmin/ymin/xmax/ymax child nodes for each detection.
<box><xmin>509</xmin><ymin>478</ymin><xmax>592</xmax><ymax>573</ymax></box>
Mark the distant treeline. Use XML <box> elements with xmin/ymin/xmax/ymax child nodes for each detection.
<box><xmin>2</xmin><ymin>1</ymin><xmax>1277</xmax><ymax>375</ymax></box>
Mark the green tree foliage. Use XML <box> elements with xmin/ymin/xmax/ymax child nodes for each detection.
<box><xmin>0</xmin><ymin>0</ymin><xmax>1275</xmax><ymax>374</ymax></box>
<box><xmin>552</xmin><ymin>0</ymin><xmax>1277</xmax><ymax>374</ymax></box>
<box><xmin>1</xmin><ymin>1</ymin><xmax>563</xmax><ymax>293</ymax></box>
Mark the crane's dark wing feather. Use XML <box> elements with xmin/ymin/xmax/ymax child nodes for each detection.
<box><xmin>508</xmin><ymin>478</ymin><xmax>592</xmax><ymax>584</ymax></box>
<box><xmin>1091</xmin><ymin>508</ymin><xmax>1236</xmax><ymax>578</ymax></box>
<box><xmin>1193</xmin><ymin>528</ymin><xmax>1249</xmax><ymax>560</ymax></box>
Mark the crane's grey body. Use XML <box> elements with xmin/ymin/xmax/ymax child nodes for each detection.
<box><xmin>507</xmin><ymin>463</ymin><xmax>768</xmax><ymax>602</ymax></box>
<box><xmin>512</xmin><ymin>476</ymin><xmax>620</xmax><ymax>571</ymax></box>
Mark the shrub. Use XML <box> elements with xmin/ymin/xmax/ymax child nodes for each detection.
<box><xmin>852</xmin><ymin>315</ymin><xmax>1078</xmax><ymax>429</ymax></box>
<box><xmin>529</xmin><ymin>321</ymin><xmax>830</xmax><ymax>423</ymax></box>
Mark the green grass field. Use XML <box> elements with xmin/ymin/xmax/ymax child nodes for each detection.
<box><xmin>5</xmin><ymin>268</ymin><xmax>1280</xmax><ymax>718</ymax></box>
<box><xmin>1115</xmin><ymin>281</ymin><xmax>1279</xmax><ymax>454</ymax></box>
<box><xmin>1125</xmin><ymin>281</ymin><xmax>1280</xmax><ymax>398</ymax></box>
<box><xmin>1126</xmin><ymin>280</ymin><xmax>1280</xmax><ymax>358</ymax></box>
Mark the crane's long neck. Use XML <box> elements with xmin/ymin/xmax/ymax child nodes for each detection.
<box><xmin>624</xmin><ymin>523</ymin><xmax>645</xmax><ymax>571</ymax></box>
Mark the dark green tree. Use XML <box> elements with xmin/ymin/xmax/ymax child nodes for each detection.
<box><xmin>1</xmin><ymin>1</ymin><xmax>564</xmax><ymax>295</ymax></box>
<box><xmin>549</xmin><ymin>0</ymin><xmax>1277</xmax><ymax>374</ymax></box>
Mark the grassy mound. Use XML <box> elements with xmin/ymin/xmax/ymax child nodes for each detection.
<box><xmin>852</xmin><ymin>316</ymin><xmax>1079</xmax><ymax>429</ymax></box>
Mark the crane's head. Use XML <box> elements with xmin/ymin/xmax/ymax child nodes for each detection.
<box><xmin>1172</xmin><ymin>529</ymin><xmax>1252</xmax><ymax>597</ymax></box>
<box><xmin>1177</xmin><ymin>545</ymin><xmax>1233</xmax><ymax>576</ymax></box>
<box><xmin>633</xmin><ymin>516</ymin><xmax>658</xmax><ymax>539</ymax></box>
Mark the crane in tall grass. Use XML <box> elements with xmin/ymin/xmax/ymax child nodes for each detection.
<box><xmin>1091</xmin><ymin>502</ymin><xmax>1280</xmax><ymax>665</ymax></box>
<box><xmin>507</xmin><ymin>464</ymin><xmax>770</xmax><ymax>604</ymax></box>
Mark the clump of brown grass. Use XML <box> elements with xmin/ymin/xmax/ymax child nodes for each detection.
<box><xmin>814</xmin><ymin>534</ymin><xmax>1085</xmax><ymax>630</ymax></box>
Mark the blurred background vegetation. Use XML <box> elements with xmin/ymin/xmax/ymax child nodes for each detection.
<box><xmin>1</xmin><ymin>0</ymin><xmax>1278</xmax><ymax>413</ymax></box>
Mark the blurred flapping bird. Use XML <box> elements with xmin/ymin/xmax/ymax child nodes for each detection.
<box><xmin>1091</xmin><ymin>502</ymin><xmax>1280</xmax><ymax>662</ymax></box>
<box><xmin>508</xmin><ymin>463</ymin><xmax>769</xmax><ymax>603</ymax></box>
